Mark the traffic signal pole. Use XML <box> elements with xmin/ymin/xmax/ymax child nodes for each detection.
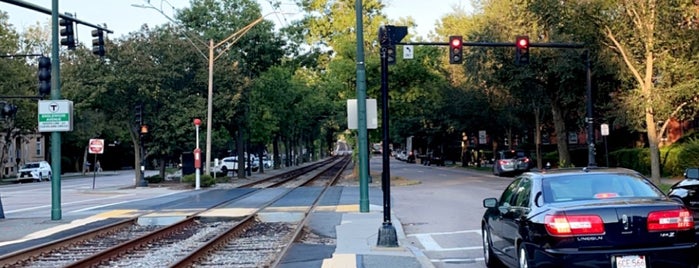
<box><xmin>354</xmin><ymin>0</ymin><xmax>370</xmax><ymax>213</ymax></box>
<box><xmin>50</xmin><ymin>0</ymin><xmax>62</xmax><ymax>221</ymax></box>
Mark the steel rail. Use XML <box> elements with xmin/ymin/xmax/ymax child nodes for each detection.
<box><xmin>169</xmin><ymin>156</ymin><xmax>350</xmax><ymax>267</ymax></box>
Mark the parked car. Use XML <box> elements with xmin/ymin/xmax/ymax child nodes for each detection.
<box><xmin>18</xmin><ymin>161</ymin><xmax>52</xmax><ymax>182</ymax></box>
<box><xmin>217</xmin><ymin>155</ymin><xmax>259</xmax><ymax>174</ymax></box>
<box><xmin>262</xmin><ymin>156</ymin><xmax>272</xmax><ymax>169</ymax></box>
<box><xmin>668</xmin><ymin>167</ymin><xmax>699</xmax><ymax>223</ymax></box>
<box><xmin>482</xmin><ymin>167</ymin><xmax>697</xmax><ymax>268</ymax></box>
<box><xmin>492</xmin><ymin>149</ymin><xmax>531</xmax><ymax>176</ymax></box>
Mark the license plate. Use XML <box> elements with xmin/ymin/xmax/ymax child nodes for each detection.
<box><xmin>615</xmin><ymin>255</ymin><xmax>646</xmax><ymax>268</ymax></box>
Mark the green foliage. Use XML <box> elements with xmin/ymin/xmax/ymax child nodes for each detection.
<box><xmin>182</xmin><ymin>174</ymin><xmax>216</xmax><ymax>188</ymax></box>
<box><xmin>145</xmin><ymin>174</ymin><xmax>163</xmax><ymax>184</ymax></box>
<box><xmin>610</xmin><ymin>145</ymin><xmax>686</xmax><ymax>178</ymax></box>
<box><xmin>677</xmin><ymin>138</ymin><xmax>699</xmax><ymax>170</ymax></box>
<box><xmin>609</xmin><ymin>148</ymin><xmax>651</xmax><ymax>175</ymax></box>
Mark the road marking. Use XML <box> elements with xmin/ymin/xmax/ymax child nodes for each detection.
<box><xmin>5</xmin><ymin>194</ymin><xmax>135</xmax><ymax>214</ymax></box>
<box><xmin>408</xmin><ymin>229</ymin><xmax>483</xmax><ymax>252</ymax></box>
<box><xmin>407</xmin><ymin>229</ymin><xmax>481</xmax><ymax>236</ymax></box>
<box><xmin>431</xmin><ymin>257</ymin><xmax>484</xmax><ymax>263</ymax></box>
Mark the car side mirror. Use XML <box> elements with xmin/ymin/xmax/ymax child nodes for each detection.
<box><xmin>685</xmin><ymin>168</ymin><xmax>699</xmax><ymax>179</ymax></box>
<box><xmin>483</xmin><ymin>197</ymin><xmax>498</xmax><ymax>208</ymax></box>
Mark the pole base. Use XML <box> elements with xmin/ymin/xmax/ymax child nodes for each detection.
<box><xmin>0</xmin><ymin>194</ymin><xmax>5</xmax><ymax>219</ymax></box>
<box><xmin>377</xmin><ymin>222</ymin><xmax>399</xmax><ymax>247</ymax></box>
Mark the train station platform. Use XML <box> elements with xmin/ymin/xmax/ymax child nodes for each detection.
<box><xmin>0</xmin><ymin>167</ymin><xmax>432</xmax><ymax>268</ymax></box>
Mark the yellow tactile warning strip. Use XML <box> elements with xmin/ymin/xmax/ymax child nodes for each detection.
<box><xmin>321</xmin><ymin>253</ymin><xmax>357</xmax><ymax>268</ymax></box>
<box><xmin>334</xmin><ymin>204</ymin><xmax>359</xmax><ymax>212</ymax></box>
<box><xmin>92</xmin><ymin>209</ymin><xmax>141</xmax><ymax>218</ymax></box>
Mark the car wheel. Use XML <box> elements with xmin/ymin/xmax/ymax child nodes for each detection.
<box><xmin>482</xmin><ymin>226</ymin><xmax>502</xmax><ymax>267</ymax></box>
<box><xmin>221</xmin><ymin>166</ymin><xmax>228</xmax><ymax>173</ymax></box>
<box><xmin>518</xmin><ymin>245</ymin><xmax>530</xmax><ymax>268</ymax></box>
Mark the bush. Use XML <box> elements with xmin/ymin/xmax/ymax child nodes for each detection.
<box><xmin>145</xmin><ymin>174</ymin><xmax>163</xmax><ymax>183</ymax></box>
<box><xmin>181</xmin><ymin>173</ymin><xmax>216</xmax><ymax>187</ymax></box>
<box><xmin>609</xmin><ymin>145</ymin><xmax>686</xmax><ymax>177</ymax></box>
<box><xmin>677</xmin><ymin>138</ymin><xmax>699</xmax><ymax>170</ymax></box>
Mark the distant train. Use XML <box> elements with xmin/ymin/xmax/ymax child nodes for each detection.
<box><xmin>333</xmin><ymin>140</ymin><xmax>352</xmax><ymax>156</ymax></box>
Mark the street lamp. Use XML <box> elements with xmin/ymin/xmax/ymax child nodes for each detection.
<box><xmin>132</xmin><ymin>2</ymin><xmax>290</xmax><ymax>175</ymax></box>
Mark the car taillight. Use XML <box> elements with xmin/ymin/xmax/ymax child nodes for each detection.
<box><xmin>647</xmin><ymin>208</ymin><xmax>694</xmax><ymax>231</ymax></box>
<box><xmin>545</xmin><ymin>213</ymin><xmax>605</xmax><ymax>236</ymax></box>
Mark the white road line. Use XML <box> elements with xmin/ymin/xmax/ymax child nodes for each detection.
<box><xmin>414</xmin><ymin>233</ymin><xmax>443</xmax><ymax>251</ymax></box>
<box><xmin>424</xmin><ymin>246</ymin><xmax>482</xmax><ymax>252</ymax></box>
<box><xmin>407</xmin><ymin>229</ymin><xmax>481</xmax><ymax>237</ymax></box>
<box><xmin>409</xmin><ymin>229</ymin><xmax>484</xmax><ymax>253</ymax></box>
<box><xmin>5</xmin><ymin>194</ymin><xmax>136</xmax><ymax>214</ymax></box>
<box><xmin>431</xmin><ymin>257</ymin><xmax>484</xmax><ymax>263</ymax></box>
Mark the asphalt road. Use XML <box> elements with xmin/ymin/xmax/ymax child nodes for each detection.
<box><xmin>0</xmin><ymin>170</ymin><xmax>182</xmax><ymax>218</ymax></box>
<box><xmin>371</xmin><ymin>156</ymin><xmax>513</xmax><ymax>268</ymax></box>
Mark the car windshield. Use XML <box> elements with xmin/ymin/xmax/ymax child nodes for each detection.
<box><xmin>502</xmin><ymin>151</ymin><xmax>526</xmax><ymax>159</ymax></box>
<box><xmin>23</xmin><ymin>163</ymin><xmax>39</xmax><ymax>169</ymax></box>
<box><xmin>542</xmin><ymin>173</ymin><xmax>664</xmax><ymax>203</ymax></box>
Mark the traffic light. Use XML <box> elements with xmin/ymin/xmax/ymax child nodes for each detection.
<box><xmin>386</xmin><ymin>45</ymin><xmax>396</xmax><ymax>65</ymax></box>
<box><xmin>91</xmin><ymin>29</ymin><xmax>105</xmax><ymax>57</ymax></box>
<box><xmin>449</xmin><ymin>36</ymin><xmax>463</xmax><ymax>64</ymax></box>
<box><xmin>0</xmin><ymin>102</ymin><xmax>17</xmax><ymax>118</ymax></box>
<box><xmin>38</xmin><ymin>56</ymin><xmax>51</xmax><ymax>96</ymax></box>
<box><xmin>134</xmin><ymin>104</ymin><xmax>143</xmax><ymax>125</ymax></box>
<box><xmin>59</xmin><ymin>19</ymin><xmax>76</xmax><ymax>50</ymax></box>
<box><xmin>515</xmin><ymin>35</ymin><xmax>530</xmax><ymax>65</ymax></box>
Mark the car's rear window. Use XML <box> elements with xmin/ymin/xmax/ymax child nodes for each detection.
<box><xmin>543</xmin><ymin>173</ymin><xmax>664</xmax><ymax>203</ymax></box>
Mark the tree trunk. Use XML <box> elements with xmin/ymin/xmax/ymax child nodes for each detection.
<box><xmin>645</xmin><ymin>106</ymin><xmax>661</xmax><ymax>184</ymax></box>
<box><xmin>273</xmin><ymin>134</ymin><xmax>280</xmax><ymax>169</ymax></box>
<box><xmin>551</xmin><ymin>102</ymin><xmax>571</xmax><ymax>167</ymax></box>
<box><xmin>236</xmin><ymin>130</ymin><xmax>245</xmax><ymax>179</ymax></box>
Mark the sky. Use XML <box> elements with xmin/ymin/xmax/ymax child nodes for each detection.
<box><xmin>0</xmin><ymin>0</ymin><xmax>473</xmax><ymax>46</ymax></box>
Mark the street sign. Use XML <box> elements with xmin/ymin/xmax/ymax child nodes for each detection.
<box><xmin>601</xmin><ymin>123</ymin><xmax>609</xmax><ymax>136</ymax></box>
<box><xmin>38</xmin><ymin>100</ymin><xmax>73</xmax><ymax>132</ymax></box>
<box><xmin>479</xmin><ymin>130</ymin><xmax>487</xmax><ymax>144</ymax></box>
<box><xmin>89</xmin><ymin>139</ymin><xmax>105</xmax><ymax>154</ymax></box>
<box><xmin>347</xmin><ymin>99</ymin><xmax>378</xmax><ymax>129</ymax></box>
<box><xmin>403</xmin><ymin>45</ymin><xmax>414</xmax><ymax>59</ymax></box>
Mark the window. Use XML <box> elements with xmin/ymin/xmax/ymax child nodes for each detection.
<box><xmin>36</xmin><ymin>138</ymin><xmax>42</xmax><ymax>156</ymax></box>
<box><xmin>499</xmin><ymin>178</ymin><xmax>522</xmax><ymax>207</ymax></box>
<box><xmin>543</xmin><ymin>173</ymin><xmax>663</xmax><ymax>203</ymax></box>
<box><xmin>513</xmin><ymin>178</ymin><xmax>532</xmax><ymax>207</ymax></box>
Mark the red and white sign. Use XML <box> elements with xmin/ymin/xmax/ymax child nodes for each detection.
<box><xmin>194</xmin><ymin>148</ymin><xmax>201</xmax><ymax>168</ymax></box>
<box><xmin>89</xmin><ymin>139</ymin><xmax>105</xmax><ymax>154</ymax></box>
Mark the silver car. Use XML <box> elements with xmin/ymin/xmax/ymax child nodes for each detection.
<box><xmin>492</xmin><ymin>150</ymin><xmax>531</xmax><ymax>177</ymax></box>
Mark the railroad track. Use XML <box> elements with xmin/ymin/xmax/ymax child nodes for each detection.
<box><xmin>0</xmin><ymin>156</ymin><xmax>351</xmax><ymax>268</ymax></box>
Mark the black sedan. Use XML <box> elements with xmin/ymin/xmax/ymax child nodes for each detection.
<box><xmin>482</xmin><ymin>167</ymin><xmax>697</xmax><ymax>268</ymax></box>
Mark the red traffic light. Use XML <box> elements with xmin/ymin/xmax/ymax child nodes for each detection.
<box><xmin>516</xmin><ymin>36</ymin><xmax>529</xmax><ymax>48</ymax></box>
<box><xmin>450</xmin><ymin>38</ymin><xmax>462</xmax><ymax>48</ymax></box>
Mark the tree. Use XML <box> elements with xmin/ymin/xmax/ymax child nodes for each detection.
<box><xmin>598</xmin><ymin>0</ymin><xmax>699</xmax><ymax>182</ymax></box>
